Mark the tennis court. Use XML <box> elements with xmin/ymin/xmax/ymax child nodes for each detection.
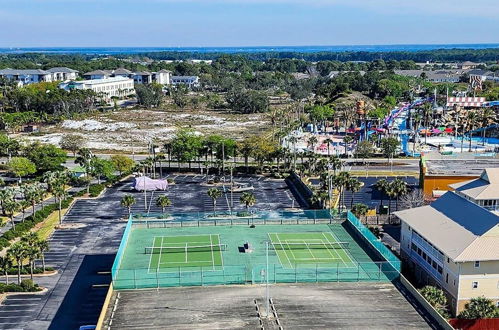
<box><xmin>269</xmin><ymin>232</ymin><xmax>355</xmax><ymax>268</ymax></box>
<box><xmin>148</xmin><ymin>234</ymin><xmax>224</xmax><ymax>272</ymax></box>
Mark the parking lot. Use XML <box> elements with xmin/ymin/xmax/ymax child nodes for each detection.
<box><xmin>128</xmin><ymin>174</ymin><xmax>300</xmax><ymax>215</ymax></box>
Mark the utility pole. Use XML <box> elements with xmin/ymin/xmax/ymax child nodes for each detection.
<box><xmin>265</xmin><ymin>241</ymin><xmax>270</xmax><ymax>317</ymax></box>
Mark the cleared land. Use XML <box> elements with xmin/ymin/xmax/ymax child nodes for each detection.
<box><xmin>102</xmin><ymin>283</ymin><xmax>433</xmax><ymax>329</ymax></box>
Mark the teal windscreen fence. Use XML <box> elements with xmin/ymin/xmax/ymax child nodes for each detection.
<box><xmin>111</xmin><ymin>215</ymin><xmax>133</xmax><ymax>276</ymax></box>
<box><xmin>346</xmin><ymin>211</ymin><xmax>401</xmax><ymax>272</ymax></box>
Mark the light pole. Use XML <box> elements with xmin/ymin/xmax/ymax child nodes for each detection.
<box><xmin>265</xmin><ymin>241</ymin><xmax>270</xmax><ymax>317</ymax></box>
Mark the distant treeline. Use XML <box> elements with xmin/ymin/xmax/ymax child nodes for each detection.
<box><xmin>129</xmin><ymin>48</ymin><xmax>499</xmax><ymax>62</ymax></box>
<box><xmin>1</xmin><ymin>48</ymin><xmax>499</xmax><ymax>64</ymax></box>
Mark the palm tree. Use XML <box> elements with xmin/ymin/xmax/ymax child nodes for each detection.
<box><xmin>478</xmin><ymin>108</ymin><xmax>496</xmax><ymax>146</ymax></box>
<box><xmin>207</xmin><ymin>188</ymin><xmax>222</xmax><ymax>213</ymax></box>
<box><xmin>466</xmin><ymin>111</ymin><xmax>479</xmax><ymax>152</ymax></box>
<box><xmin>21</xmin><ymin>233</ymin><xmax>40</xmax><ymax>280</ymax></box>
<box><xmin>390</xmin><ymin>179</ymin><xmax>408</xmax><ymax>211</ymax></box>
<box><xmin>7</xmin><ymin>242</ymin><xmax>27</xmax><ymax>284</ymax></box>
<box><xmin>308</xmin><ymin>135</ymin><xmax>318</xmax><ymax>152</ymax></box>
<box><xmin>239</xmin><ymin>192</ymin><xmax>256</xmax><ymax>212</ymax></box>
<box><xmin>329</xmin><ymin>156</ymin><xmax>343</xmax><ymax>175</ymax></box>
<box><xmin>343</xmin><ymin>135</ymin><xmax>354</xmax><ymax>156</ymax></box>
<box><xmin>0</xmin><ymin>255</ymin><xmax>12</xmax><ymax>284</ymax></box>
<box><xmin>351</xmin><ymin>203</ymin><xmax>369</xmax><ymax>219</ymax></box>
<box><xmin>53</xmin><ymin>185</ymin><xmax>66</xmax><ymax>224</ymax></box>
<box><xmin>0</xmin><ymin>187</ymin><xmax>16</xmax><ymax>216</ymax></box>
<box><xmin>120</xmin><ymin>195</ymin><xmax>136</xmax><ymax>216</ymax></box>
<box><xmin>374</xmin><ymin>179</ymin><xmax>389</xmax><ymax>207</ymax></box>
<box><xmin>323</xmin><ymin>138</ymin><xmax>333</xmax><ymax>156</ymax></box>
<box><xmin>36</xmin><ymin>239</ymin><xmax>49</xmax><ymax>273</ymax></box>
<box><xmin>346</xmin><ymin>177</ymin><xmax>362</xmax><ymax>209</ymax></box>
<box><xmin>3</xmin><ymin>200</ymin><xmax>19</xmax><ymax>229</ymax></box>
<box><xmin>75</xmin><ymin>148</ymin><xmax>94</xmax><ymax>194</ymax></box>
<box><xmin>156</xmin><ymin>153</ymin><xmax>166</xmax><ymax>178</ymax></box>
<box><xmin>156</xmin><ymin>195</ymin><xmax>172</xmax><ymax>213</ymax></box>
<box><xmin>332</xmin><ymin>171</ymin><xmax>351</xmax><ymax>211</ymax></box>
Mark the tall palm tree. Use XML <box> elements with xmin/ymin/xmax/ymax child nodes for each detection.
<box><xmin>478</xmin><ymin>108</ymin><xmax>496</xmax><ymax>146</ymax></box>
<box><xmin>374</xmin><ymin>179</ymin><xmax>389</xmax><ymax>207</ymax></box>
<box><xmin>120</xmin><ymin>195</ymin><xmax>136</xmax><ymax>216</ymax></box>
<box><xmin>0</xmin><ymin>187</ymin><xmax>16</xmax><ymax>216</ymax></box>
<box><xmin>21</xmin><ymin>233</ymin><xmax>40</xmax><ymax>280</ymax></box>
<box><xmin>75</xmin><ymin>148</ymin><xmax>94</xmax><ymax>194</ymax></box>
<box><xmin>36</xmin><ymin>239</ymin><xmax>49</xmax><ymax>273</ymax></box>
<box><xmin>333</xmin><ymin>171</ymin><xmax>351</xmax><ymax>211</ymax></box>
<box><xmin>308</xmin><ymin>135</ymin><xmax>318</xmax><ymax>152</ymax></box>
<box><xmin>0</xmin><ymin>255</ymin><xmax>12</xmax><ymax>284</ymax></box>
<box><xmin>323</xmin><ymin>138</ymin><xmax>333</xmax><ymax>156</ymax></box>
<box><xmin>346</xmin><ymin>178</ymin><xmax>362</xmax><ymax>209</ymax></box>
<box><xmin>239</xmin><ymin>192</ymin><xmax>256</xmax><ymax>212</ymax></box>
<box><xmin>7</xmin><ymin>242</ymin><xmax>27</xmax><ymax>284</ymax></box>
<box><xmin>343</xmin><ymin>135</ymin><xmax>354</xmax><ymax>156</ymax></box>
<box><xmin>156</xmin><ymin>195</ymin><xmax>172</xmax><ymax>213</ymax></box>
<box><xmin>390</xmin><ymin>178</ymin><xmax>408</xmax><ymax>211</ymax></box>
<box><xmin>207</xmin><ymin>188</ymin><xmax>222</xmax><ymax>213</ymax></box>
<box><xmin>3</xmin><ymin>200</ymin><xmax>19</xmax><ymax>229</ymax></box>
<box><xmin>466</xmin><ymin>111</ymin><xmax>479</xmax><ymax>152</ymax></box>
<box><xmin>329</xmin><ymin>156</ymin><xmax>343</xmax><ymax>175</ymax></box>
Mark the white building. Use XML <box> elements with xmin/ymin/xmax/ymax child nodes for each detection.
<box><xmin>59</xmin><ymin>76</ymin><xmax>135</xmax><ymax>100</ymax></box>
<box><xmin>395</xmin><ymin>168</ymin><xmax>499</xmax><ymax>316</ymax></box>
<box><xmin>0</xmin><ymin>68</ymin><xmax>53</xmax><ymax>85</ymax></box>
<box><xmin>84</xmin><ymin>68</ymin><xmax>172</xmax><ymax>85</ymax></box>
<box><xmin>171</xmin><ymin>75</ymin><xmax>200</xmax><ymax>88</ymax></box>
<box><xmin>46</xmin><ymin>67</ymin><xmax>79</xmax><ymax>81</ymax></box>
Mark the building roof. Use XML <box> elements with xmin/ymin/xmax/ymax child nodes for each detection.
<box><xmin>113</xmin><ymin>68</ymin><xmax>133</xmax><ymax>75</ymax></box>
<box><xmin>394</xmin><ymin>192</ymin><xmax>499</xmax><ymax>262</ymax></box>
<box><xmin>172</xmin><ymin>75</ymin><xmax>199</xmax><ymax>80</ymax></box>
<box><xmin>0</xmin><ymin>68</ymin><xmax>51</xmax><ymax>75</ymax></box>
<box><xmin>134</xmin><ymin>71</ymin><xmax>152</xmax><ymax>76</ymax></box>
<box><xmin>46</xmin><ymin>67</ymin><xmax>79</xmax><ymax>73</ymax></box>
<box><xmin>449</xmin><ymin>168</ymin><xmax>499</xmax><ymax>200</ymax></box>
<box><xmin>76</xmin><ymin>76</ymin><xmax>133</xmax><ymax>85</ymax></box>
<box><xmin>422</xmin><ymin>155</ymin><xmax>499</xmax><ymax>177</ymax></box>
<box><xmin>157</xmin><ymin>69</ymin><xmax>172</xmax><ymax>73</ymax></box>
<box><xmin>83</xmin><ymin>70</ymin><xmax>112</xmax><ymax>76</ymax></box>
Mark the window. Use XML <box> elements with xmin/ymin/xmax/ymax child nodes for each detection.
<box><xmin>446</xmin><ymin>273</ymin><xmax>448</xmax><ymax>283</ymax></box>
<box><xmin>474</xmin><ymin>261</ymin><xmax>480</xmax><ymax>268</ymax></box>
<box><xmin>447</xmin><ymin>258</ymin><xmax>450</xmax><ymax>263</ymax></box>
<box><xmin>472</xmin><ymin>281</ymin><xmax>478</xmax><ymax>289</ymax></box>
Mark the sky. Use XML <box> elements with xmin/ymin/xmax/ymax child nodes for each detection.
<box><xmin>0</xmin><ymin>0</ymin><xmax>498</xmax><ymax>47</ymax></box>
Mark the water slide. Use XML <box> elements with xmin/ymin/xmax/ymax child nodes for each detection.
<box><xmin>382</xmin><ymin>98</ymin><xmax>430</xmax><ymax>156</ymax></box>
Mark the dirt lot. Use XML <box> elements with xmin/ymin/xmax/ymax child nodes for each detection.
<box><xmin>18</xmin><ymin>108</ymin><xmax>270</xmax><ymax>152</ymax></box>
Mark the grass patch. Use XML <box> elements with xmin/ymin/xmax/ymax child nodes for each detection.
<box><xmin>35</xmin><ymin>207</ymin><xmax>69</xmax><ymax>241</ymax></box>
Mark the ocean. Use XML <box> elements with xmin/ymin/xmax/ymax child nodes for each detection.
<box><xmin>0</xmin><ymin>44</ymin><xmax>498</xmax><ymax>55</ymax></box>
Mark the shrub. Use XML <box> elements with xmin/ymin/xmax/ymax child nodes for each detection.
<box><xmin>88</xmin><ymin>184</ymin><xmax>105</xmax><ymax>197</ymax></box>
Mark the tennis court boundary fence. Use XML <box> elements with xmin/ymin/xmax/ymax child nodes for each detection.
<box><xmin>112</xmin><ymin>261</ymin><xmax>400</xmax><ymax>290</ymax></box>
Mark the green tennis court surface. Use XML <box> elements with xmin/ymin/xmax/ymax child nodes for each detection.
<box><xmin>269</xmin><ymin>232</ymin><xmax>355</xmax><ymax>268</ymax></box>
<box><xmin>148</xmin><ymin>235</ymin><xmax>223</xmax><ymax>272</ymax></box>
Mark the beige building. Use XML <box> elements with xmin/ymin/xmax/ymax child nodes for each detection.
<box><xmin>395</xmin><ymin>169</ymin><xmax>499</xmax><ymax>316</ymax></box>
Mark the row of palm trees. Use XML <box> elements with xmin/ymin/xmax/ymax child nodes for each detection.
<box><xmin>120</xmin><ymin>194</ymin><xmax>172</xmax><ymax>216</ymax></box>
<box><xmin>0</xmin><ymin>170</ymin><xmax>70</xmax><ymax>229</ymax></box>
<box><xmin>374</xmin><ymin>178</ymin><xmax>408</xmax><ymax>213</ymax></box>
<box><xmin>120</xmin><ymin>190</ymin><xmax>257</xmax><ymax>215</ymax></box>
<box><xmin>0</xmin><ymin>232</ymin><xmax>49</xmax><ymax>285</ymax></box>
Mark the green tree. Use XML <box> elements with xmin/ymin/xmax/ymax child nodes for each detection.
<box><xmin>170</xmin><ymin>129</ymin><xmax>203</xmax><ymax>170</ymax></box>
<box><xmin>0</xmin><ymin>255</ymin><xmax>12</xmax><ymax>284</ymax></box>
<box><xmin>8</xmin><ymin>157</ymin><xmax>36</xmax><ymax>183</ymax></box>
<box><xmin>355</xmin><ymin>140</ymin><xmax>374</xmax><ymax>160</ymax></box>
<box><xmin>75</xmin><ymin>148</ymin><xmax>94</xmax><ymax>194</ymax></box>
<box><xmin>110</xmin><ymin>155</ymin><xmax>135</xmax><ymax>175</ymax></box>
<box><xmin>458</xmin><ymin>297</ymin><xmax>499</xmax><ymax>319</ymax></box>
<box><xmin>207</xmin><ymin>188</ymin><xmax>222</xmax><ymax>213</ymax></box>
<box><xmin>90</xmin><ymin>158</ymin><xmax>115</xmax><ymax>183</ymax></box>
<box><xmin>346</xmin><ymin>177</ymin><xmax>362</xmax><ymax>209</ymax></box>
<box><xmin>37</xmin><ymin>239</ymin><xmax>49</xmax><ymax>273</ymax></box>
<box><xmin>21</xmin><ymin>233</ymin><xmax>41</xmax><ymax>280</ymax></box>
<box><xmin>374</xmin><ymin>179</ymin><xmax>389</xmax><ymax>207</ymax></box>
<box><xmin>59</xmin><ymin>134</ymin><xmax>85</xmax><ymax>157</ymax></box>
<box><xmin>380</xmin><ymin>137</ymin><xmax>399</xmax><ymax>163</ymax></box>
<box><xmin>226</xmin><ymin>89</ymin><xmax>269</xmax><ymax>113</ymax></box>
<box><xmin>351</xmin><ymin>203</ymin><xmax>369</xmax><ymax>219</ymax></box>
<box><xmin>7</xmin><ymin>242</ymin><xmax>27</xmax><ymax>284</ymax></box>
<box><xmin>24</xmin><ymin>143</ymin><xmax>67</xmax><ymax>173</ymax></box>
<box><xmin>136</xmin><ymin>83</ymin><xmax>163</xmax><ymax>107</ymax></box>
<box><xmin>120</xmin><ymin>195</ymin><xmax>136</xmax><ymax>216</ymax></box>
<box><xmin>156</xmin><ymin>195</ymin><xmax>172</xmax><ymax>213</ymax></box>
<box><xmin>419</xmin><ymin>286</ymin><xmax>448</xmax><ymax>315</ymax></box>
<box><xmin>239</xmin><ymin>192</ymin><xmax>256</xmax><ymax>212</ymax></box>
<box><xmin>390</xmin><ymin>178</ymin><xmax>408</xmax><ymax>210</ymax></box>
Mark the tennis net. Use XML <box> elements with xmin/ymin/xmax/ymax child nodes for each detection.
<box><xmin>271</xmin><ymin>241</ymin><xmax>349</xmax><ymax>250</ymax></box>
<box><xmin>144</xmin><ymin>243</ymin><xmax>227</xmax><ymax>254</ymax></box>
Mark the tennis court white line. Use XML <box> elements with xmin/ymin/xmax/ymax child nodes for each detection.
<box><xmin>157</xmin><ymin>237</ymin><xmax>164</xmax><ymax>273</ymax></box>
<box><xmin>269</xmin><ymin>233</ymin><xmax>293</xmax><ymax>268</ymax></box>
<box><xmin>209</xmin><ymin>234</ymin><xmax>215</xmax><ymax>271</ymax></box>
<box><xmin>217</xmin><ymin>234</ymin><xmax>224</xmax><ymax>270</ymax></box>
<box><xmin>324</xmin><ymin>231</ymin><xmax>356</xmax><ymax>266</ymax></box>
<box><xmin>300</xmin><ymin>239</ymin><xmax>320</xmax><ymax>261</ymax></box>
<box><xmin>319</xmin><ymin>233</ymin><xmax>341</xmax><ymax>263</ymax></box>
<box><xmin>147</xmin><ymin>236</ymin><xmax>159</xmax><ymax>273</ymax></box>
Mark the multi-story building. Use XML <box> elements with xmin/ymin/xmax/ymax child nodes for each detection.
<box><xmin>46</xmin><ymin>67</ymin><xmax>79</xmax><ymax>81</ymax></box>
<box><xmin>0</xmin><ymin>68</ymin><xmax>53</xmax><ymax>85</ymax></box>
<box><xmin>171</xmin><ymin>75</ymin><xmax>200</xmax><ymax>88</ymax></box>
<box><xmin>59</xmin><ymin>76</ymin><xmax>135</xmax><ymax>100</ymax></box>
<box><xmin>395</xmin><ymin>168</ymin><xmax>499</xmax><ymax>316</ymax></box>
<box><xmin>83</xmin><ymin>68</ymin><xmax>173</xmax><ymax>85</ymax></box>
